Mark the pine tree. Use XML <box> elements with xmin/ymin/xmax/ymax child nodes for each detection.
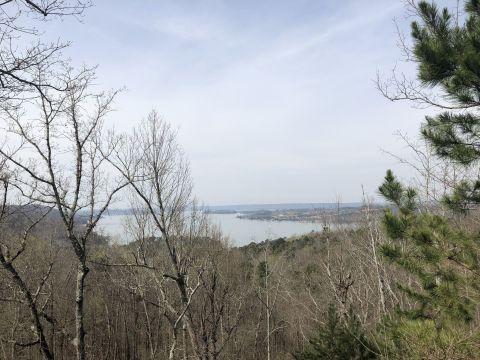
<box><xmin>294</xmin><ymin>304</ymin><xmax>378</xmax><ymax>360</ymax></box>
<box><xmin>378</xmin><ymin>0</ymin><xmax>480</xmax><ymax>324</ymax></box>
<box><xmin>376</xmin><ymin>2</ymin><xmax>480</xmax><ymax>356</ymax></box>
<box><xmin>412</xmin><ymin>0</ymin><xmax>480</xmax><ymax>209</ymax></box>
<box><xmin>379</xmin><ymin>170</ymin><xmax>479</xmax><ymax>326</ymax></box>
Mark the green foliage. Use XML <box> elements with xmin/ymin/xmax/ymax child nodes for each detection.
<box><xmin>379</xmin><ymin>171</ymin><xmax>479</xmax><ymax>326</ymax></box>
<box><xmin>375</xmin><ymin>2</ymin><xmax>480</xmax><ymax>356</ymax></box>
<box><xmin>409</xmin><ymin>0</ymin><xmax>480</xmax><ymax>207</ymax></box>
<box><xmin>255</xmin><ymin>260</ymin><xmax>269</xmax><ymax>288</ymax></box>
<box><xmin>376</xmin><ymin>317</ymin><xmax>480</xmax><ymax>359</ymax></box>
<box><xmin>379</xmin><ymin>0</ymin><xmax>480</xmax><ymax>324</ymax></box>
<box><xmin>377</xmin><ymin>169</ymin><xmax>480</xmax><ymax>357</ymax></box>
<box><xmin>378</xmin><ymin>170</ymin><xmax>416</xmax><ymax>215</ymax></box>
<box><xmin>294</xmin><ymin>304</ymin><xmax>378</xmax><ymax>360</ymax></box>
<box><xmin>376</xmin><ymin>0</ymin><xmax>480</xmax><ymax>359</ymax></box>
<box><xmin>442</xmin><ymin>179</ymin><xmax>480</xmax><ymax>213</ymax></box>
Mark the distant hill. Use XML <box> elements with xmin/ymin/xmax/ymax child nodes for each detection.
<box><xmin>205</xmin><ymin>202</ymin><xmax>364</xmax><ymax>213</ymax></box>
<box><xmin>100</xmin><ymin>203</ymin><xmax>367</xmax><ymax>216</ymax></box>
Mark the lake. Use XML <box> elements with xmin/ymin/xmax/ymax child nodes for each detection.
<box><xmin>97</xmin><ymin>213</ymin><xmax>323</xmax><ymax>246</ymax></box>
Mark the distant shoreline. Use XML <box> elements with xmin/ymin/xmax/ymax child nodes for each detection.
<box><xmin>102</xmin><ymin>202</ymin><xmax>367</xmax><ymax>215</ymax></box>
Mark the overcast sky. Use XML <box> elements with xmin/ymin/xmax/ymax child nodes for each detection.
<box><xmin>40</xmin><ymin>0</ymin><xmax>453</xmax><ymax>205</ymax></box>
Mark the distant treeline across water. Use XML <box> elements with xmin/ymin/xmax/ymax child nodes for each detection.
<box><xmin>205</xmin><ymin>202</ymin><xmax>364</xmax><ymax>213</ymax></box>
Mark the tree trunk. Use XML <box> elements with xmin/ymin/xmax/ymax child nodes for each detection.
<box><xmin>0</xmin><ymin>254</ymin><xmax>54</xmax><ymax>360</ymax></box>
<box><xmin>75</xmin><ymin>262</ymin><xmax>89</xmax><ymax>360</ymax></box>
<box><xmin>169</xmin><ymin>326</ymin><xmax>178</xmax><ymax>360</ymax></box>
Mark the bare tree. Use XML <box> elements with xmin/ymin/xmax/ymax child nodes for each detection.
<box><xmin>107</xmin><ymin>111</ymin><xmax>207</xmax><ymax>359</ymax></box>
<box><xmin>0</xmin><ymin>0</ymin><xmax>91</xmax><ymax>104</ymax></box>
<box><xmin>0</xmin><ymin>167</ymin><xmax>55</xmax><ymax>360</ymax></box>
<box><xmin>253</xmin><ymin>243</ymin><xmax>288</xmax><ymax>360</ymax></box>
<box><xmin>0</xmin><ymin>66</ymin><xmax>126</xmax><ymax>360</ymax></box>
<box><xmin>381</xmin><ymin>131</ymin><xmax>476</xmax><ymax>211</ymax></box>
<box><xmin>194</xmin><ymin>240</ymin><xmax>244</xmax><ymax>360</ymax></box>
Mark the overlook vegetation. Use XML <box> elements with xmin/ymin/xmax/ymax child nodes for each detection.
<box><xmin>1</xmin><ymin>0</ymin><xmax>480</xmax><ymax>359</ymax></box>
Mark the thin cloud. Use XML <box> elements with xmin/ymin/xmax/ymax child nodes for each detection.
<box><xmin>276</xmin><ymin>3</ymin><xmax>402</xmax><ymax>59</ymax></box>
<box><xmin>151</xmin><ymin>15</ymin><xmax>221</xmax><ymax>41</ymax></box>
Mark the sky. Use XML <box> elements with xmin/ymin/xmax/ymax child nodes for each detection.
<box><xmin>37</xmin><ymin>0</ymin><xmax>454</xmax><ymax>205</ymax></box>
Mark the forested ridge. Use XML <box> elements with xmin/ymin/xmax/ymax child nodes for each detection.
<box><xmin>1</xmin><ymin>0</ymin><xmax>480</xmax><ymax>359</ymax></box>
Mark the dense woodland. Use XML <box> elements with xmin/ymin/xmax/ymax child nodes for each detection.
<box><xmin>1</xmin><ymin>0</ymin><xmax>480</xmax><ymax>359</ymax></box>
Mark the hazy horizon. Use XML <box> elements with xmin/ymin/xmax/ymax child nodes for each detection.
<box><xmin>102</xmin><ymin>201</ymin><xmax>368</xmax><ymax>215</ymax></box>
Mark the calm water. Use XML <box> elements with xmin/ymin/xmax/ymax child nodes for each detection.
<box><xmin>208</xmin><ymin>213</ymin><xmax>321</xmax><ymax>245</ymax></box>
<box><xmin>97</xmin><ymin>213</ymin><xmax>322</xmax><ymax>246</ymax></box>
